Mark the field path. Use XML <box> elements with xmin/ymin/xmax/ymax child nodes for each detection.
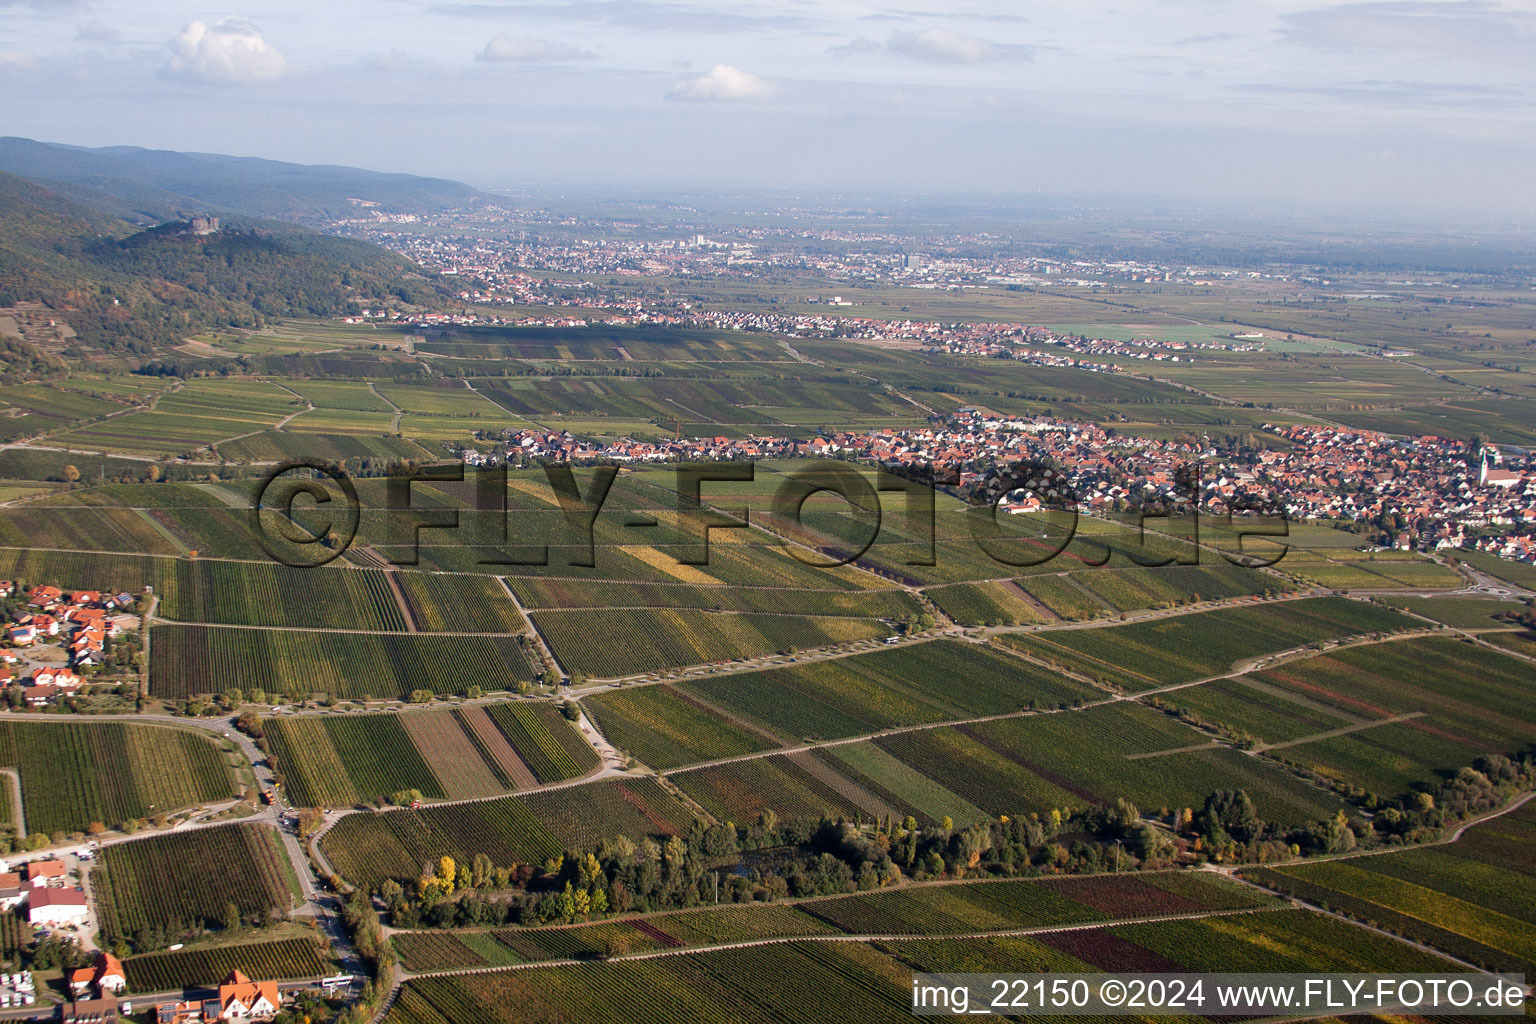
<box><xmin>383</xmin><ymin>571</ymin><xmax>420</xmax><ymax>632</ymax></box>
<box><xmin>399</xmin><ymin>903</ymin><xmax>1291</xmax><ymax>980</ymax></box>
<box><xmin>1248</xmin><ymin>711</ymin><xmax>1425</xmax><ymax>753</ymax></box>
<box><xmin>497</xmin><ymin>576</ymin><xmax>560</xmax><ymax>675</ymax></box>
<box><xmin>370</xmin><ymin>382</ymin><xmax>403</xmax><ymax>433</ymax></box>
<box><xmin>0</xmin><ymin>769</ymin><xmax>23</xmax><ymax>837</ymax></box>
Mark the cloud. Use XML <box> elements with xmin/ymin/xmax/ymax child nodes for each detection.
<box><xmin>434</xmin><ymin>2</ymin><xmax>810</xmax><ymax>33</ymax></box>
<box><xmin>667</xmin><ymin>63</ymin><xmax>775</xmax><ymax>101</ymax></box>
<box><xmin>0</xmin><ymin>50</ymin><xmax>35</xmax><ymax>71</ymax></box>
<box><xmin>162</xmin><ymin>18</ymin><xmax>288</xmax><ymax>83</ymax></box>
<box><xmin>75</xmin><ymin>21</ymin><xmax>120</xmax><ymax>43</ymax></box>
<box><xmin>478</xmin><ymin>34</ymin><xmax>595</xmax><ymax>62</ymax></box>
<box><xmin>833</xmin><ymin>27</ymin><xmax>1032</xmax><ymax>64</ymax></box>
<box><xmin>1279</xmin><ymin>2</ymin><xmax>1536</xmax><ymax>64</ymax></box>
<box><xmin>827</xmin><ymin>35</ymin><xmax>882</xmax><ymax>58</ymax></box>
<box><xmin>0</xmin><ymin>0</ymin><xmax>85</xmax><ymax>8</ymax></box>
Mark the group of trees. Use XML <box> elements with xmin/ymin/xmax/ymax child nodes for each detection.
<box><xmin>368</xmin><ymin>757</ymin><xmax>1536</xmax><ymax>939</ymax></box>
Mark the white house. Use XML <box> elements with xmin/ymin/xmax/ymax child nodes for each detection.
<box><xmin>26</xmin><ymin>887</ymin><xmax>89</xmax><ymax>925</ymax></box>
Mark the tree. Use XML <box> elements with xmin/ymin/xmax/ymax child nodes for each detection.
<box><xmin>63</xmin><ymin>465</ymin><xmax>80</xmax><ymax>483</ymax></box>
<box><xmin>222</xmin><ymin>902</ymin><xmax>242</xmax><ymax>933</ymax></box>
<box><xmin>296</xmin><ymin>807</ymin><xmax>325</xmax><ymax>839</ymax></box>
<box><xmin>409</xmin><ymin>689</ymin><xmax>433</xmax><ymax>704</ymax></box>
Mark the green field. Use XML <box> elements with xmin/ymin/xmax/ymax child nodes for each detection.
<box><xmin>320</xmin><ymin>777</ymin><xmax>698</xmax><ymax>892</ymax></box>
<box><xmin>586</xmin><ymin>640</ymin><xmax>1100</xmax><ymax>769</ymax></box>
<box><xmin>672</xmin><ymin>702</ymin><xmax>1346</xmax><ymax>828</ymax></box>
<box><xmin>0</xmin><ymin>720</ymin><xmax>235</xmax><ymax>835</ymax></box>
<box><xmin>123</xmin><ymin>936</ymin><xmax>334</xmax><ymax>989</ymax></box>
<box><xmin>93</xmin><ymin>824</ymin><xmax>299</xmax><ymax>945</ymax></box>
<box><xmin>534</xmin><ymin>608</ymin><xmax>891</xmax><ymax>677</ymax></box>
<box><xmin>1238</xmin><ymin>637</ymin><xmax>1536</xmax><ymax>796</ymax></box>
<box><xmin>998</xmin><ymin>597</ymin><xmax>1417</xmax><ymax>691</ymax></box>
<box><xmin>393</xmin><ymin>871</ymin><xmax>1272</xmax><ymax>970</ymax></box>
<box><xmin>383</xmin><ymin>909</ymin><xmax>1452</xmax><ymax>1024</ymax></box>
<box><xmin>151</xmin><ymin>625</ymin><xmax>541</xmax><ymax>700</ymax></box>
<box><xmin>266</xmin><ymin>702</ymin><xmax>596</xmax><ymax>806</ymax></box>
<box><xmin>1242</xmin><ymin>800</ymin><xmax>1536</xmax><ymax>972</ymax></box>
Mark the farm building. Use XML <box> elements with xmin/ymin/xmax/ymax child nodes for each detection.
<box><xmin>69</xmin><ymin>953</ymin><xmax>127</xmax><ymax>998</ymax></box>
<box><xmin>27</xmin><ymin>887</ymin><xmax>88</xmax><ymax>925</ymax></box>
<box><xmin>59</xmin><ymin>995</ymin><xmax>120</xmax><ymax>1023</ymax></box>
<box><xmin>156</xmin><ymin>969</ymin><xmax>282</xmax><ymax>1023</ymax></box>
<box><xmin>25</xmin><ymin>860</ymin><xmax>66</xmax><ymax>886</ymax></box>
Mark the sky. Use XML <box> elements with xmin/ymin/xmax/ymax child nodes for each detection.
<box><xmin>1</xmin><ymin>0</ymin><xmax>1533</xmax><ymax>217</ymax></box>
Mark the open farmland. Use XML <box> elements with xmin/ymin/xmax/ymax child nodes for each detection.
<box><xmin>925</xmin><ymin>580</ymin><xmax>1051</xmax><ymax>625</ymax></box>
<box><xmin>395</xmin><ymin>572</ymin><xmax>528</xmax><ymax>632</ymax></box>
<box><xmin>1242</xmin><ymin>800</ymin><xmax>1536</xmax><ymax>972</ymax></box>
<box><xmin>92</xmin><ymin>824</ymin><xmax>299</xmax><ymax>944</ymax></box>
<box><xmin>52</xmin><ymin>379</ymin><xmax>299</xmax><ymax>457</ymax></box>
<box><xmin>506</xmin><ymin>577</ymin><xmax>919</xmax><ymax>619</ymax></box>
<box><xmin>533</xmin><ymin>608</ymin><xmax>890</xmax><ymax>677</ymax></box>
<box><xmin>672</xmin><ymin>702</ymin><xmax>1345</xmax><ymax>828</ymax></box>
<box><xmin>384</xmin><ymin>909</ymin><xmax>1450</xmax><ymax>1024</ymax></box>
<box><xmin>585</xmin><ymin>640</ymin><xmax>1100</xmax><ymax>769</ymax></box>
<box><xmin>151</xmin><ymin>625</ymin><xmax>540</xmax><ymax>700</ymax></box>
<box><xmin>998</xmin><ymin>597</ymin><xmax>1418</xmax><ymax>691</ymax></box>
<box><xmin>394</xmin><ymin>871</ymin><xmax>1271</xmax><ymax>971</ymax></box>
<box><xmin>0</xmin><ymin>547</ymin><xmax>170</xmax><ymax>592</ymax></box>
<box><xmin>0</xmin><ymin>720</ymin><xmax>236</xmax><ymax>835</ymax></box>
<box><xmin>266</xmin><ymin>702</ymin><xmax>595</xmax><ymax>806</ymax></box>
<box><xmin>157</xmin><ymin>561</ymin><xmax>407</xmax><ymax>630</ymax></box>
<box><xmin>157</xmin><ymin>559</ymin><xmax>524</xmax><ymax>632</ymax></box>
<box><xmin>123</xmin><ymin>936</ymin><xmax>333</xmax><ymax>989</ymax></box>
<box><xmin>892</xmin><ymin>907</ymin><xmax>1458</xmax><ymax>977</ymax></box>
<box><xmin>1239</xmin><ymin>637</ymin><xmax>1536</xmax><ymax>796</ymax></box>
<box><xmin>320</xmin><ymin>777</ymin><xmax>696</xmax><ymax>892</ymax></box>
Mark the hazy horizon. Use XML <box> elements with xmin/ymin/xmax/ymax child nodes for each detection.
<box><xmin>2</xmin><ymin>1</ymin><xmax>1533</xmax><ymax>220</ymax></box>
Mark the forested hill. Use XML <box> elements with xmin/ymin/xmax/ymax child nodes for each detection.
<box><xmin>0</xmin><ymin>136</ymin><xmax>494</xmax><ymax>223</ymax></box>
<box><xmin>0</xmin><ymin>170</ymin><xmax>456</xmax><ymax>368</ymax></box>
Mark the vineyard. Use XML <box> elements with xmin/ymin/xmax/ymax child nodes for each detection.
<box><xmin>998</xmin><ymin>597</ymin><xmax>1417</xmax><ymax>691</ymax></box>
<box><xmin>587</xmin><ymin>639</ymin><xmax>1099</xmax><ymax>769</ymax></box>
<box><xmin>673</xmin><ymin>703</ymin><xmax>1344</xmax><ymax>828</ymax></box>
<box><xmin>395</xmin><ymin>573</ymin><xmax>528</xmax><ymax>633</ymax></box>
<box><xmin>157</xmin><ymin>559</ymin><xmax>523</xmax><ymax>632</ymax></box>
<box><xmin>123</xmin><ymin>936</ymin><xmax>333</xmax><ymax>990</ymax></box>
<box><xmin>386</xmin><ymin>906</ymin><xmax>1430</xmax><ymax>1024</ymax></box>
<box><xmin>1073</xmin><ymin>564</ymin><xmax>1275</xmax><ymax>613</ymax></box>
<box><xmin>925</xmin><ymin>580</ymin><xmax>1050</xmax><ymax>626</ymax></box>
<box><xmin>1240</xmin><ymin>800</ymin><xmax>1536</xmax><ymax>973</ymax></box>
<box><xmin>532</xmin><ymin>608</ymin><xmax>889</xmax><ymax>677</ymax></box>
<box><xmin>386</xmin><ymin>941</ymin><xmax>914</xmax><ymax>1024</ymax></box>
<box><xmin>889</xmin><ymin>908</ymin><xmax>1457</xmax><ymax>978</ymax></box>
<box><xmin>0</xmin><ymin>547</ymin><xmax>169</xmax><ymax>593</ymax></box>
<box><xmin>0</xmin><ymin>720</ymin><xmax>235</xmax><ymax>835</ymax></box>
<box><xmin>267</xmin><ymin>702</ymin><xmax>596</xmax><ymax>806</ymax></box>
<box><xmin>151</xmin><ymin>625</ymin><xmax>540</xmax><ymax>700</ymax></box>
<box><xmin>321</xmin><ymin>777</ymin><xmax>697</xmax><ymax>892</ymax></box>
<box><xmin>93</xmin><ymin>824</ymin><xmax>298</xmax><ymax>944</ymax></box>
<box><xmin>801</xmin><ymin>871</ymin><xmax>1275</xmax><ymax>935</ymax></box>
<box><xmin>507</xmin><ymin>577</ymin><xmax>919</xmax><ymax>619</ymax></box>
<box><xmin>391</xmin><ymin>870</ymin><xmax>1272</xmax><ymax>971</ymax></box>
<box><xmin>1243</xmin><ymin>637</ymin><xmax>1536</xmax><ymax>796</ymax></box>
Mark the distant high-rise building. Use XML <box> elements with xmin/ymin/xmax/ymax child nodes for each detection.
<box><xmin>903</xmin><ymin>253</ymin><xmax>924</xmax><ymax>272</ymax></box>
